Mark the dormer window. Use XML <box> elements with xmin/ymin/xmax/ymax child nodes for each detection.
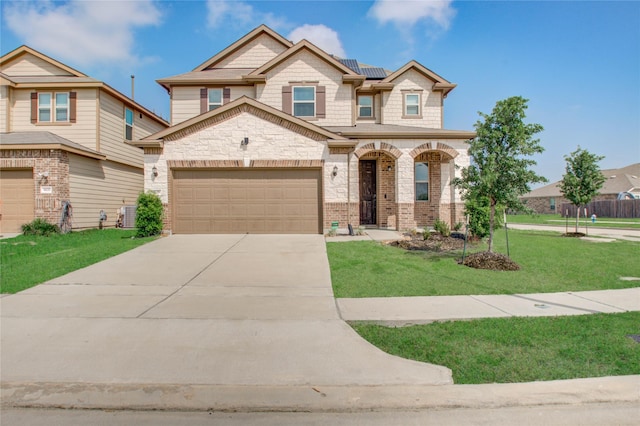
<box><xmin>38</xmin><ymin>92</ymin><xmax>69</xmax><ymax>122</ymax></box>
<box><xmin>357</xmin><ymin>95</ymin><xmax>373</xmax><ymax>118</ymax></box>
<box><xmin>293</xmin><ymin>86</ymin><xmax>315</xmax><ymax>117</ymax></box>
<box><xmin>404</xmin><ymin>93</ymin><xmax>421</xmax><ymax>117</ymax></box>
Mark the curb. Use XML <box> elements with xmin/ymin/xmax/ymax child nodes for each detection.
<box><xmin>3</xmin><ymin>376</ymin><xmax>638</xmax><ymax>412</ymax></box>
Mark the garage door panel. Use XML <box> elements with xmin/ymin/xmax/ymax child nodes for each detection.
<box><xmin>0</xmin><ymin>169</ymin><xmax>35</xmax><ymax>233</ymax></box>
<box><xmin>172</xmin><ymin>169</ymin><xmax>321</xmax><ymax>234</ymax></box>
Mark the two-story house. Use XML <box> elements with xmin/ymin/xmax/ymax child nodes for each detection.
<box><xmin>0</xmin><ymin>46</ymin><xmax>168</xmax><ymax>233</ymax></box>
<box><xmin>133</xmin><ymin>25</ymin><xmax>475</xmax><ymax>234</ymax></box>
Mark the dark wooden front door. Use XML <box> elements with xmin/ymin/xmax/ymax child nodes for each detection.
<box><xmin>359</xmin><ymin>160</ymin><xmax>377</xmax><ymax>225</ymax></box>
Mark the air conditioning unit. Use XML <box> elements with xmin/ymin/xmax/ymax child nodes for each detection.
<box><xmin>122</xmin><ymin>206</ymin><xmax>137</xmax><ymax>229</ymax></box>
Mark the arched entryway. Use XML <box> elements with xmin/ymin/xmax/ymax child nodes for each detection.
<box><xmin>355</xmin><ymin>144</ymin><xmax>399</xmax><ymax>228</ymax></box>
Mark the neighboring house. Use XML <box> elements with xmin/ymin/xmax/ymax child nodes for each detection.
<box><xmin>0</xmin><ymin>46</ymin><xmax>168</xmax><ymax>233</ymax></box>
<box><xmin>132</xmin><ymin>25</ymin><xmax>475</xmax><ymax>234</ymax></box>
<box><xmin>521</xmin><ymin>163</ymin><xmax>640</xmax><ymax>214</ymax></box>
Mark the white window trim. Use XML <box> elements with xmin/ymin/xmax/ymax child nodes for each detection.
<box><xmin>292</xmin><ymin>86</ymin><xmax>316</xmax><ymax>117</ymax></box>
<box><xmin>38</xmin><ymin>92</ymin><xmax>69</xmax><ymax>123</ymax></box>
<box><xmin>208</xmin><ymin>88</ymin><xmax>223</xmax><ymax>111</ymax></box>
<box><xmin>403</xmin><ymin>91</ymin><xmax>422</xmax><ymax>118</ymax></box>
<box><xmin>125</xmin><ymin>107</ymin><xmax>134</xmax><ymax>141</ymax></box>
<box><xmin>357</xmin><ymin>95</ymin><xmax>374</xmax><ymax>119</ymax></box>
<box><xmin>415</xmin><ymin>161</ymin><xmax>429</xmax><ymax>201</ymax></box>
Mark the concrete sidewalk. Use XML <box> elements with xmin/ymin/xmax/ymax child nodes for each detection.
<box><xmin>338</xmin><ymin>288</ymin><xmax>640</xmax><ymax>325</ymax></box>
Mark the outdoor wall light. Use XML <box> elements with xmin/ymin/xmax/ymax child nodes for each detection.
<box><xmin>151</xmin><ymin>166</ymin><xmax>158</xmax><ymax>177</ymax></box>
<box><xmin>332</xmin><ymin>166</ymin><xmax>338</xmax><ymax>177</ymax></box>
<box><xmin>387</xmin><ymin>165</ymin><xmax>392</xmax><ymax>172</ymax></box>
<box><xmin>241</xmin><ymin>137</ymin><xmax>249</xmax><ymax>146</ymax></box>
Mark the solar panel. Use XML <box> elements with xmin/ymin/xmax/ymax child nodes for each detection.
<box><xmin>338</xmin><ymin>59</ymin><xmax>361</xmax><ymax>73</ymax></box>
<box><xmin>361</xmin><ymin>67</ymin><xmax>388</xmax><ymax>79</ymax></box>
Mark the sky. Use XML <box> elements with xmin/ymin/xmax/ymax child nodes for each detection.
<box><xmin>1</xmin><ymin>0</ymin><xmax>638</xmax><ymax>185</ymax></box>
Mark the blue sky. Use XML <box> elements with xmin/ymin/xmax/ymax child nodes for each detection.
<box><xmin>2</xmin><ymin>0</ymin><xmax>638</xmax><ymax>185</ymax></box>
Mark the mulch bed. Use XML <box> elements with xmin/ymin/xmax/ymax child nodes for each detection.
<box><xmin>389</xmin><ymin>232</ymin><xmax>521</xmax><ymax>271</ymax></box>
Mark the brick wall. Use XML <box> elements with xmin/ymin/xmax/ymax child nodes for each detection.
<box><xmin>1</xmin><ymin>149</ymin><xmax>69</xmax><ymax>225</ymax></box>
<box><xmin>323</xmin><ymin>202</ymin><xmax>359</xmax><ymax>229</ymax></box>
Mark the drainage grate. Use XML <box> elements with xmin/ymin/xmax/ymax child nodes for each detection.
<box><xmin>534</xmin><ymin>304</ymin><xmax>550</xmax><ymax>309</ymax></box>
<box><xmin>626</xmin><ymin>335</ymin><xmax>640</xmax><ymax>343</ymax></box>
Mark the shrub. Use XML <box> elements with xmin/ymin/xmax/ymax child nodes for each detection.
<box><xmin>422</xmin><ymin>229</ymin><xmax>431</xmax><ymax>240</ymax></box>
<box><xmin>135</xmin><ymin>191</ymin><xmax>163</xmax><ymax>237</ymax></box>
<box><xmin>453</xmin><ymin>222</ymin><xmax>463</xmax><ymax>232</ymax></box>
<box><xmin>464</xmin><ymin>197</ymin><xmax>503</xmax><ymax>238</ymax></box>
<box><xmin>21</xmin><ymin>218</ymin><xmax>60</xmax><ymax>236</ymax></box>
<box><xmin>433</xmin><ymin>219</ymin><xmax>451</xmax><ymax>237</ymax></box>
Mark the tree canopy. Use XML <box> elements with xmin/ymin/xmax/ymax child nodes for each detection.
<box><xmin>454</xmin><ymin>96</ymin><xmax>546</xmax><ymax>252</ymax></box>
<box><xmin>558</xmin><ymin>147</ymin><xmax>606</xmax><ymax>232</ymax></box>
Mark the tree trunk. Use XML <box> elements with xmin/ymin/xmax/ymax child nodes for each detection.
<box><xmin>575</xmin><ymin>207</ymin><xmax>580</xmax><ymax>233</ymax></box>
<box><xmin>488</xmin><ymin>200</ymin><xmax>495</xmax><ymax>253</ymax></box>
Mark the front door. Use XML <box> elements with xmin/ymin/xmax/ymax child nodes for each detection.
<box><xmin>359</xmin><ymin>160</ymin><xmax>376</xmax><ymax>225</ymax></box>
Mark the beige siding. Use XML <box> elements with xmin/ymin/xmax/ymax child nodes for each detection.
<box><xmin>69</xmin><ymin>155</ymin><xmax>143</xmax><ymax>229</ymax></box>
<box><xmin>381</xmin><ymin>69</ymin><xmax>442</xmax><ymax>128</ymax></box>
<box><xmin>10</xmin><ymin>88</ymin><xmax>99</xmax><ymax>149</ymax></box>
<box><xmin>231</xmin><ymin>86</ymin><xmax>255</xmax><ymax>99</ymax></box>
<box><xmin>2</xmin><ymin>54</ymin><xmax>74</xmax><ymax>77</ymax></box>
<box><xmin>98</xmin><ymin>91</ymin><xmax>144</xmax><ymax>167</ymax></box>
<box><xmin>171</xmin><ymin>86</ymin><xmax>201</xmax><ymax>125</ymax></box>
<box><xmin>257</xmin><ymin>50</ymin><xmax>352</xmax><ymax>126</ymax></box>
<box><xmin>213</xmin><ymin>34</ymin><xmax>289</xmax><ymax>69</ymax></box>
<box><xmin>0</xmin><ymin>85</ymin><xmax>8</xmax><ymax>132</ymax></box>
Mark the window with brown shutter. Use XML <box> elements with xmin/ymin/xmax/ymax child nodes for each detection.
<box><xmin>223</xmin><ymin>88</ymin><xmax>231</xmax><ymax>104</ymax></box>
<box><xmin>200</xmin><ymin>88</ymin><xmax>207</xmax><ymax>114</ymax></box>
<box><xmin>30</xmin><ymin>91</ymin><xmax>73</xmax><ymax>123</ymax></box>
<box><xmin>69</xmin><ymin>91</ymin><xmax>77</xmax><ymax>123</ymax></box>
<box><xmin>316</xmin><ymin>86</ymin><xmax>326</xmax><ymax>119</ymax></box>
<box><xmin>30</xmin><ymin>92</ymin><xmax>38</xmax><ymax>123</ymax></box>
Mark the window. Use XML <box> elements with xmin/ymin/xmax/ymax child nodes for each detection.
<box><xmin>404</xmin><ymin>93</ymin><xmax>420</xmax><ymax>116</ymax></box>
<box><xmin>550</xmin><ymin>197</ymin><xmax>556</xmax><ymax>211</ymax></box>
<box><xmin>125</xmin><ymin>108</ymin><xmax>134</xmax><ymax>141</ymax></box>
<box><xmin>415</xmin><ymin>162</ymin><xmax>429</xmax><ymax>201</ymax></box>
<box><xmin>358</xmin><ymin>95</ymin><xmax>373</xmax><ymax>118</ymax></box>
<box><xmin>208</xmin><ymin>88</ymin><xmax>223</xmax><ymax>111</ymax></box>
<box><xmin>293</xmin><ymin>86</ymin><xmax>315</xmax><ymax>117</ymax></box>
<box><xmin>37</xmin><ymin>92</ymin><xmax>69</xmax><ymax>122</ymax></box>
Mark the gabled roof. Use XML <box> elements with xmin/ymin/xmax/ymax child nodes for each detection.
<box><xmin>133</xmin><ymin>96</ymin><xmax>349</xmax><ymax>147</ymax></box>
<box><xmin>0</xmin><ymin>131</ymin><xmax>106</xmax><ymax>160</ymax></box>
<box><xmin>522</xmin><ymin>163</ymin><xmax>640</xmax><ymax>198</ymax></box>
<box><xmin>0</xmin><ymin>45</ymin><xmax>87</xmax><ymax>77</ymax></box>
<box><xmin>193</xmin><ymin>24</ymin><xmax>293</xmax><ymax>71</ymax></box>
<box><xmin>0</xmin><ymin>45</ymin><xmax>168</xmax><ymax>127</ymax></box>
<box><xmin>381</xmin><ymin>60</ymin><xmax>456</xmax><ymax>96</ymax></box>
<box><xmin>246</xmin><ymin>39</ymin><xmax>365</xmax><ymax>85</ymax></box>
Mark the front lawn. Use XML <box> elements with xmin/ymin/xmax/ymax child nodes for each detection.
<box><xmin>508</xmin><ymin>214</ymin><xmax>640</xmax><ymax>230</ymax></box>
<box><xmin>328</xmin><ymin>229</ymin><xmax>640</xmax><ymax>298</ymax></box>
<box><xmin>353</xmin><ymin>312</ymin><xmax>640</xmax><ymax>384</ymax></box>
<box><xmin>0</xmin><ymin>229</ymin><xmax>156</xmax><ymax>294</ymax></box>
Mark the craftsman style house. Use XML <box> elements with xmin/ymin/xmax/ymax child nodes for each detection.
<box><xmin>135</xmin><ymin>25</ymin><xmax>475</xmax><ymax>234</ymax></box>
<box><xmin>0</xmin><ymin>46</ymin><xmax>168</xmax><ymax>233</ymax></box>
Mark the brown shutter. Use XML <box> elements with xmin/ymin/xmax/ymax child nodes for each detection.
<box><xmin>223</xmin><ymin>88</ymin><xmax>231</xmax><ymax>104</ymax></box>
<box><xmin>31</xmin><ymin>92</ymin><xmax>38</xmax><ymax>123</ymax></box>
<box><xmin>316</xmin><ymin>86</ymin><xmax>326</xmax><ymax>118</ymax></box>
<box><xmin>200</xmin><ymin>88</ymin><xmax>207</xmax><ymax>113</ymax></box>
<box><xmin>69</xmin><ymin>91</ymin><xmax>77</xmax><ymax>123</ymax></box>
<box><xmin>282</xmin><ymin>86</ymin><xmax>292</xmax><ymax>115</ymax></box>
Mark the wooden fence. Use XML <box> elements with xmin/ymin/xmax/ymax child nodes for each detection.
<box><xmin>560</xmin><ymin>199</ymin><xmax>640</xmax><ymax>218</ymax></box>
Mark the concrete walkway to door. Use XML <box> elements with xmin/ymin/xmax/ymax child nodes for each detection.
<box><xmin>1</xmin><ymin>234</ymin><xmax>453</xmax><ymax>411</ymax></box>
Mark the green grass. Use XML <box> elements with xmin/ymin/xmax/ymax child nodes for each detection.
<box><xmin>508</xmin><ymin>214</ymin><xmax>640</xmax><ymax>229</ymax></box>
<box><xmin>0</xmin><ymin>229</ymin><xmax>156</xmax><ymax>294</ymax></box>
<box><xmin>328</xmin><ymin>229</ymin><xmax>640</xmax><ymax>298</ymax></box>
<box><xmin>353</xmin><ymin>312</ymin><xmax>640</xmax><ymax>384</ymax></box>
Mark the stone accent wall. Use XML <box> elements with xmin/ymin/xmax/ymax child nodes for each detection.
<box><xmin>0</xmin><ymin>149</ymin><xmax>69</xmax><ymax>225</ymax></box>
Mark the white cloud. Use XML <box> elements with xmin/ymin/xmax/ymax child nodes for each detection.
<box><xmin>206</xmin><ymin>0</ymin><xmax>288</xmax><ymax>30</ymax></box>
<box><xmin>369</xmin><ymin>0</ymin><xmax>456</xmax><ymax>29</ymax></box>
<box><xmin>3</xmin><ymin>0</ymin><xmax>162</xmax><ymax>68</ymax></box>
<box><xmin>288</xmin><ymin>24</ymin><xmax>346</xmax><ymax>58</ymax></box>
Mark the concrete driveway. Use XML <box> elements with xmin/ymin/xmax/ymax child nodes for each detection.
<box><xmin>1</xmin><ymin>234</ymin><xmax>451</xmax><ymax>410</ymax></box>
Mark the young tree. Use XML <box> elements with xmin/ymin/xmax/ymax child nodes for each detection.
<box><xmin>558</xmin><ymin>147</ymin><xmax>606</xmax><ymax>233</ymax></box>
<box><xmin>454</xmin><ymin>96</ymin><xmax>546</xmax><ymax>252</ymax></box>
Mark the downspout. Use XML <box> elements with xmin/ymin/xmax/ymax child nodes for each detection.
<box><xmin>347</xmin><ymin>150</ymin><xmax>351</xmax><ymax>230</ymax></box>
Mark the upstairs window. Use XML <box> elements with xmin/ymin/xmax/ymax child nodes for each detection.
<box><xmin>208</xmin><ymin>88</ymin><xmax>223</xmax><ymax>111</ymax></box>
<box><xmin>38</xmin><ymin>92</ymin><xmax>69</xmax><ymax>122</ymax></box>
<box><xmin>358</xmin><ymin>95</ymin><xmax>373</xmax><ymax>118</ymax></box>
<box><xmin>125</xmin><ymin>107</ymin><xmax>134</xmax><ymax>140</ymax></box>
<box><xmin>415</xmin><ymin>162</ymin><xmax>429</xmax><ymax>201</ymax></box>
<box><xmin>293</xmin><ymin>86</ymin><xmax>315</xmax><ymax>117</ymax></box>
<box><xmin>404</xmin><ymin>93</ymin><xmax>421</xmax><ymax>117</ymax></box>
